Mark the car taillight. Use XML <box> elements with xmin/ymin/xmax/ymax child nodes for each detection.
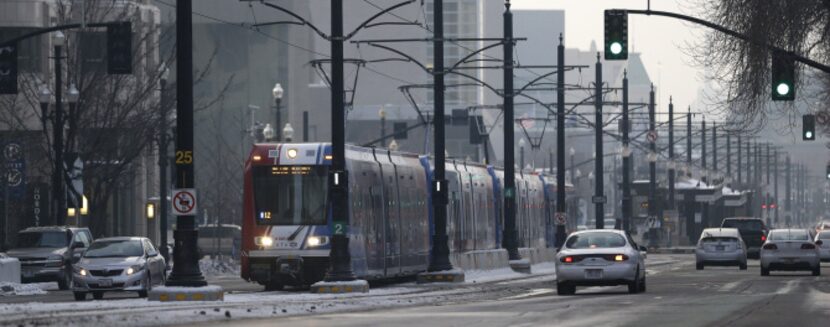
<box><xmin>763</xmin><ymin>243</ymin><xmax>778</xmax><ymax>250</ymax></box>
<box><xmin>613</xmin><ymin>254</ymin><xmax>628</xmax><ymax>262</ymax></box>
<box><xmin>761</xmin><ymin>235</ymin><xmax>767</xmax><ymax>242</ymax></box>
<box><xmin>561</xmin><ymin>256</ymin><xmax>574</xmax><ymax>263</ymax></box>
<box><xmin>801</xmin><ymin>243</ymin><xmax>816</xmax><ymax>250</ymax></box>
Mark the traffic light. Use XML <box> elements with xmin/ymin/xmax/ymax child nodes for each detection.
<box><xmin>0</xmin><ymin>43</ymin><xmax>17</xmax><ymax>94</ymax></box>
<box><xmin>107</xmin><ymin>22</ymin><xmax>132</xmax><ymax>74</ymax></box>
<box><xmin>803</xmin><ymin>114</ymin><xmax>815</xmax><ymax>141</ymax></box>
<box><xmin>771</xmin><ymin>51</ymin><xmax>795</xmax><ymax>101</ymax></box>
<box><xmin>604</xmin><ymin>10</ymin><xmax>628</xmax><ymax>60</ymax></box>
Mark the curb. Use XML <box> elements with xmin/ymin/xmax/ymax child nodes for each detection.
<box><xmin>148</xmin><ymin>286</ymin><xmax>225</xmax><ymax>302</ymax></box>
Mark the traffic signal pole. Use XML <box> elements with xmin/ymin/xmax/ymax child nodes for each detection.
<box><xmin>594</xmin><ymin>54</ymin><xmax>605</xmax><ymax>230</ymax></box>
<box><xmin>622</xmin><ymin>71</ymin><xmax>632</xmax><ymax>234</ymax></box>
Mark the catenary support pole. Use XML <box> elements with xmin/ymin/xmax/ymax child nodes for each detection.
<box><xmin>622</xmin><ymin>71</ymin><xmax>632</xmax><ymax>233</ymax></box>
<box><xmin>555</xmin><ymin>34</ymin><xmax>567</xmax><ymax>248</ymax></box>
<box><xmin>166</xmin><ymin>0</ymin><xmax>207</xmax><ymax>287</ymax></box>
<box><xmin>594</xmin><ymin>54</ymin><xmax>604</xmax><ymax>230</ymax></box>
<box><xmin>502</xmin><ymin>2</ymin><xmax>521</xmax><ymax>262</ymax></box>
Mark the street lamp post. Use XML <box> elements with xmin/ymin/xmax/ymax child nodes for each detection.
<box><xmin>519</xmin><ymin>138</ymin><xmax>526</xmax><ymax>171</ymax></box>
<box><xmin>379</xmin><ymin>106</ymin><xmax>386</xmax><ymax>145</ymax></box>
<box><xmin>262</xmin><ymin>124</ymin><xmax>275</xmax><ymax>142</ymax></box>
<box><xmin>283</xmin><ymin>123</ymin><xmax>294</xmax><ymax>142</ymax></box>
<box><xmin>272</xmin><ymin>83</ymin><xmax>284</xmax><ymax>142</ymax></box>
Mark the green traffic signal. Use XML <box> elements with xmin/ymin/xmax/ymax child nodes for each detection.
<box><xmin>604</xmin><ymin>10</ymin><xmax>628</xmax><ymax>60</ymax></box>
<box><xmin>803</xmin><ymin>114</ymin><xmax>815</xmax><ymax>141</ymax></box>
<box><xmin>772</xmin><ymin>52</ymin><xmax>795</xmax><ymax>100</ymax></box>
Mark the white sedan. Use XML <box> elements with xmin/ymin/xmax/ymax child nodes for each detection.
<box><xmin>556</xmin><ymin>230</ymin><xmax>646</xmax><ymax>295</ymax></box>
<box><xmin>760</xmin><ymin>229</ymin><xmax>821</xmax><ymax>276</ymax></box>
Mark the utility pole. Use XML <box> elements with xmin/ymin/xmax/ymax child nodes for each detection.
<box><xmin>555</xmin><ymin>34</ymin><xmax>567</xmax><ymax>248</ymax></box>
<box><xmin>668</xmin><ymin>97</ymin><xmax>675</xmax><ymax>209</ymax></box>
<box><xmin>737</xmin><ymin>135</ymin><xmax>741</xmax><ymax>185</ymax></box>
<box><xmin>166</xmin><ymin>0</ymin><xmax>207</xmax><ymax>287</ymax></box>
<box><xmin>501</xmin><ymin>2</ymin><xmax>523</xmax><ymax>268</ymax></box>
<box><xmin>773</xmin><ymin>150</ymin><xmax>779</xmax><ymax>225</ymax></box>
<box><xmin>712</xmin><ymin>122</ymin><xmax>717</xmax><ymax>173</ymax></box>
<box><xmin>647</xmin><ymin>85</ymin><xmax>657</xmax><ymax>245</ymax></box>
<box><xmin>726</xmin><ymin>132</ymin><xmax>731</xmax><ymax>181</ymax></box>
<box><xmin>786</xmin><ymin>155</ymin><xmax>791</xmax><ymax>225</ymax></box>
<box><xmin>53</xmin><ymin>32</ymin><xmax>66</xmax><ymax>226</ymax></box>
<box><xmin>622</xmin><ymin>71</ymin><xmax>632</xmax><ymax>233</ymax></box>
<box><xmin>594</xmin><ymin>54</ymin><xmax>605</xmax><ymax>229</ymax></box>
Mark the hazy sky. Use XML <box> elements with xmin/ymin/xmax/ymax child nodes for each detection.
<box><xmin>513</xmin><ymin>0</ymin><xmax>705</xmax><ymax>112</ymax></box>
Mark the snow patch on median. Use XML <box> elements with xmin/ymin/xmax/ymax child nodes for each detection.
<box><xmin>0</xmin><ymin>282</ymin><xmax>48</xmax><ymax>296</ymax></box>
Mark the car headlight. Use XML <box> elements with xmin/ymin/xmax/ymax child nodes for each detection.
<box><xmin>79</xmin><ymin>268</ymin><xmax>88</xmax><ymax>276</ymax></box>
<box><xmin>126</xmin><ymin>265</ymin><xmax>143</xmax><ymax>275</ymax></box>
<box><xmin>306</xmin><ymin>236</ymin><xmax>329</xmax><ymax>247</ymax></box>
<box><xmin>47</xmin><ymin>255</ymin><xmax>64</xmax><ymax>267</ymax></box>
<box><xmin>255</xmin><ymin>236</ymin><xmax>274</xmax><ymax>247</ymax></box>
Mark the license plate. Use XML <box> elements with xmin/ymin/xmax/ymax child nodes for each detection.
<box><xmin>716</xmin><ymin>245</ymin><xmax>725</xmax><ymax>251</ymax></box>
<box><xmin>98</xmin><ymin>279</ymin><xmax>113</xmax><ymax>287</ymax></box>
<box><xmin>585</xmin><ymin>269</ymin><xmax>603</xmax><ymax>279</ymax></box>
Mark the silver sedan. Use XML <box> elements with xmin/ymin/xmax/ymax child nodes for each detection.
<box><xmin>72</xmin><ymin>237</ymin><xmax>167</xmax><ymax>301</ymax></box>
<box><xmin>556</xmin><ymin>230</ymin><xmax>646</xmax><ymax>295</ymax></box>
<box><xmin>816</xmin><ymin>231</ymin><xmax>830</xmax><ymax>262</ymax></box>
<box><xmin>760</xmin><ymin>229</ymin><xmax>821</xmax><ymax>276</ymax></box>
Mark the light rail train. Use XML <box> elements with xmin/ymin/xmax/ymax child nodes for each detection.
<box><xmin>241</xmin><ymin>142</ymin><xmax>568</xmax><ymax>290</ymax></box>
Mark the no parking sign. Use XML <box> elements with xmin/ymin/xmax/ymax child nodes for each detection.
<box><xmin>172</xmin><ymin>188</ymin><xmax>197</xmax><ymax>216</ymax></box>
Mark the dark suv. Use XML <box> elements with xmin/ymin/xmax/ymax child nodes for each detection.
<box><xmin>721</xmin><ymin>218</ymin><xmax>768</xmax><ymax>259</ymax></box>
<box><xmin>6</xmin><ymin>226</ymin><xmax>93</xmax><ymax>290</ymax></box>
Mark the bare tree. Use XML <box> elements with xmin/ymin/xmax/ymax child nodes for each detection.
<box><xmin>691</xmin><ymin>0</ymin><xmax>830</xmax><ymax>134</ymax></box>
<box><xmin>0</xmin><ymin>1</ymin><xmax>228</xmax><ymax>237</ymax></box>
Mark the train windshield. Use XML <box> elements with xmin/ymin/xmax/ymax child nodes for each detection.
<box><xmin>253</xmin><ymin>166</ymin><xmax>328</xmax><ymax>225</ymax></box>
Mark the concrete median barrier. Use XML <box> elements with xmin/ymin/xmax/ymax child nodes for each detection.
<box><xmin>0</xmin><ymin>255</ymin><xmax>21</xmax><ymax>283</ymax></box>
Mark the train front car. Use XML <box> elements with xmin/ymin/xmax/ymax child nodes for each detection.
<box><xmin>241</xmin><ymin>143</ymin><xmax>332</xmax><ymax>290</ymax></box>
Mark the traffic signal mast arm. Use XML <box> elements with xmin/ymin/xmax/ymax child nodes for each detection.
<box><xmin>617</xmin><ymin>8</ymin><xmax>830</xmax><ymax>74</ymax></box>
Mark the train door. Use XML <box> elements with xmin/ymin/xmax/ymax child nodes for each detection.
<box><xmin>386</xmin><ymin>163</ymin><xmax>402</xmax><ymax>276</ymax></box>
<box><xmin>446</xmin><ymin>169</ymin><xmax>462</xmax><ymax>253</ymax></box>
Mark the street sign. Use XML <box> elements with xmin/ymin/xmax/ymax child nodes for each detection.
<box><xmin>646</xmin><ymin>216</ymin><xmax>661</xmax><ymax>228</ymax></box>
<box><xmin>592</xmin><ymin>196</ymin><xmax>607</xmax><ymax>204</ymax></box>
<box><xmin>554</xmin><ymin>212</ymin><xmax>567</xmax><ymax>225</ymax></box>
<box><xmin>172</xmin><ymin>188</ymin><xmax>197</xmax><ymax>216</ymax></box>
<box><xmin>647</xmin><ymin>130</ymin><xmax>658</xmax><ymax>143</ymax></box>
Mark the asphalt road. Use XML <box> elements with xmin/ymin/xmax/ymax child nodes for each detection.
<box><xmin>219</xmin><ymin>258</ymin><xmax>830</xmax><ymax>327</ymax></box>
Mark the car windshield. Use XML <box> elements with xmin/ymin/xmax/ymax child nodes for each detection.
<box><xmin>253</xmin><ymin>166</ymin><xmax>328</xmax><ymax>225</ymax></box>
<box><xmin>84</xmin><ymin>240</ymin><xmax>144</xmax><ymax>258</ymax></box>
<box><xmin>565</xmin><ymin>232</ymin><xmax>627</xmax><ymax>249</ymax></box>
<box><xmin>722</xmin><ymin>219</ymin><xmax>764</xmax><ymax>231</ymax></box>
<box><xmin>768</xmin><ymin>230</ymin><xmax>809</xmax><ymax>241</ymax></box>
<box><xmin>15</xmin><ymin>231</ymin><xmax>69</xmax><ymax>248</ymax></box>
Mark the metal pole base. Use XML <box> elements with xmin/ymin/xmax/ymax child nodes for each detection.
<box><xmin>322</xmin><ymin>235</ymin><xmax>358</xmax><ymax>282</ymax></box>
<box><xmin>165</xmin><ymin>230</ymin><xmax>207</xmax><ymax>287</ymax></box>
<box><xmin>427</xmin><ymin>234</ymin><xmax>453</xmax><ymax>272</ymax></box>
<box><xmin>509</xmin><ymin>259</ymin><xmax>531</xmax><ymax>274</ymax></box>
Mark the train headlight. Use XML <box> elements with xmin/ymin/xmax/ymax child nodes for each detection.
<box><xmin>306</xmin><ymin>236</ymin><xmax>329</xmax><ymax>247</ymax></box>
<box><xmin>287</xmin><ymin>148</ymin><xmax>298</xmax><ymax>159</ymax></box>
<box><xmin>255</xmin><ymin>236</ymin><xmax>274</xmax><ymax>247</ymax></box>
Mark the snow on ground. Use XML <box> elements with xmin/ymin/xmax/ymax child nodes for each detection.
<box><xmin>198</xmin><ymin>258</ymin><xmax>240</xmax><ymax>278</ymax></box>
<box><xmin>0</xmin><ymin>282</ymin><xmax>47</xmax><ymax>296</ymax></box>
<box><xmin>0</xmin><ymin>258</ymin><xmax>687</xmax><ymax>326</ymax></box>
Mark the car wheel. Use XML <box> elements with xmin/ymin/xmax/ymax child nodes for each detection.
<box><xmin>628</xmin><ymin>269</ymin><xmax>641</xmax><ymax>294</ymax></box>
<box><xmin>57</xmin><ymin>267</ymin><xmax>72</xmax><ymax>290</ymax></box>
<box><xmin>92</xmin><ymin>292</ymin><xmax>104</xmax><ymax>300</ymax></box>
<box><xmin>556</xmin><ymin>282</ymin><xmax>575</xmax><ymax>296</ymax></box>
<box><xmin>739</xmin><ymin>262</ymin><xmax>747</xmax><ymax>270</ymax></box>
<box><xmin>812</xmin><ymin>266</ymin><xmax>821</xmax><ymax>276</ymax></box>
<box><xmin>73</xmin><ymin>292</ymin><xmax>86</xmax><ymax>301</ymax></box>
<box><xmin>138</xmin><ymin>276</ymin><xmax>150</xmax><ymax>298</ymax></box>
<box><xmin>696</xmin><ymin>263</ymin><xmax>704</xmax><ymax>270</ymax></box>
<box><xmin>761</xmin><ymin>266</ymin><xmax>770</xmax><ymax>276</ymax></box>
<box><xmin>638</xmin><ymin>276</ymin><xmax>646</xmax><ymax>293</ymax></box>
